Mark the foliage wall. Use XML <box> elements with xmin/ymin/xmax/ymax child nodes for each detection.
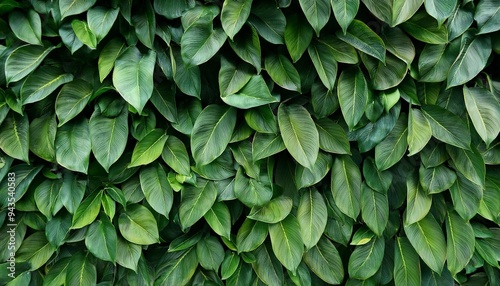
<box><xmin>1</xmin><ymin>0</ymin><xmax>500</xmax><ymax>285</ymax></box>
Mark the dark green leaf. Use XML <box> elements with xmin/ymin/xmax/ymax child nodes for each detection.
<box><xmin>336</xmin><ymin>20</ymin><xmax>385</xmax><ymax>63</ymax></box>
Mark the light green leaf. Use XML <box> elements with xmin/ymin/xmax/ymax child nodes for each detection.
<box><xmin>0</xmin><ymin>112</ymin><xmax>29</xmax><ymax>163</ymax></box>
<box><xmin>129</xmin><ymin>128</ymin><xmax>167</xmax><ymax>167</ymax></box>
<box><xmin>446</xmin><ymin>209</ymin><xmax>475</xmax><ymax>275</ymax></box>
<box><xmin>278</xmin><ymin>104</ymin><xmax>319</xmax><ymax>169</ymax></box>
<box><xmin>404</xmin><ymin>214</ymin><xmax>446</xmax><ymax>274</ymax></box>
<box><xmin>20</xmin><ymin>66</ymin><xmax>73</xmax><ymax>105</ymax></box>
<box><xmin>303</xmin><ymin>236</ymin><xmax>344</xmax><ymax>284</ymax></box>
<box><xmin>65</xmin><ymin>251</ymin><xmax>96</xmax><ymax>286</ymax></box>
<box><xmin>113</xmin><ymin>46</ymin><xmax>156</xmax><ymax>114</ymax></box>
<box><xmin>98</xmin><ymin>38</ymin><xmax>126</xmax><ymax>82</ymax></box>
<box><xmin>336</xmin><ymin>20</ymin><xmax>385</xmax><ymax>63</ymax></box>
<box><xmin>71</xmin><ymin>20</ymin><xmax>97</xmax><ymax>49</ymax></box>
<box><xmin>87</xmin><ymin>7</ymin><xmax>119</xmax><ymax>42</ymax></box>
<box><xmin>204</xmin><ymin>202</ymin><xmax>232</xmax><ymax>239</ymax></box>
<box><xmin>16</xmin><ymin>232</ymin><xmax>56</xmax><ymax>270</ymax></box>
<box><xmin>463</xmin><ymin>86</ymin><xmax>500</xmax><ymax>146</ymax></box>
<box><xmin>55</xmin><ymin>79</ymin><xmax>93</xmax><ymax>126</ymax></box>
<box><xmin>29</xmin><ymin>113</ymin><xmax>56</xmax><ymax>162</ymax></box>
<box><xmin>55</xmin><ymin>117</ymin><xmax>91</xmax><ymax>174</ymax></box>
<box><xmin>236</xmin><ymin>218</ymin><xmax>268</xmax><ymax>253</ymax></box>
<box><xmin>265</xmin><ymin>54</ymin><xmax>301</xmax><ymax>92</ymax></box>
<box><xmin>34</xmin><ymin>179</ymin><xmax>62</xmax><ymax>219</ymax></box>
<box><xmin>297</xmin><ymin>189</ymin><xmax>328</xmax><ymax>249</ymax></box>
<box><xmin>221</xmin><ymin>251</ymin><xmax>240</xmax><ymax>279</ymax></box>
<box><xmin>196</xmin><ymin>236</ymin><xmax>224</xmax><ymax>271</ymax></box>
<box><xmin>337</xmin><ymin>66</ymin><xmax>368</xmax><ymax>130</ymax></box>
<box><xmin>361</xmin><ymin>184</ymin><xmax>389</xmax><ymax>236</ymax></box>
<box><xmin>119</xmin><ymin>204</ymin><xmax>159</xmax><ymax>245</ymax></box>
<box><xmin>181</xmin><ymin>23</ymin><xmax>227</xmax><ymax>66</ymax></box>
<box><xmin>394</xmin><ymin>237</ymin><xmax>421</xmax><ymax>286</ymax></box>
<box><xmin>89</xmin><ymin>108</ymin><xmax>128</xmax><ymax>172</ymax></box>
<box><xmin>59</xmin><ymin>22</ymin><xmax>84</xmax><ymax>54</ymax></box>
<box><xmin>315</xmin><ymin>118</ymin><xmax>350</xmax><ymax>154</ymax></box>
<box><xmin>308</xmin><ymin>40</ymin><xmax>338</xmax><ymax>90</ymax></box>
<box><xmin>248</xmin><ymin>196</ymin><xmax>293</xmax><ymax>224</ymax></box>
<box><xmin>179</xmin><ymin>180</ymin><xmax>218</xmax><ymax>229</ymax></box>
<box><xmin>60</xmin><ymin>0</ymin><xmax>96</xmax><ymax>19</ymax></box>
<box><xmin>400</xmin><ymin>11</ymin><xmax>448</xmax><ymax>44</ymax></box>
<box><xmin>8</xmin><ymin>9</ymin><xmax>42</xmax><ymax>45</ymax></box>
<box><xmin>360</xmin><ymin>0</ymin><xmax>423</xmax><ymax>27</ymax></box>
<box><xmin>375</xmin><ymin>113</ymin><xmax>408</xmax><ymax>170</ymax></box>
<box><xmin>422</xmin><ymin>105</ymin><xmax>471</xmax><ymax>149</ymax></box>
<box><xmin>222</xmin><ymin>75</ymin><xmax>278</xmax><ymax>109</ymax></box>
<box><xmin>405</xmin><ymin>174</ymin><xmax>432</xmax><ymax>225</ymax></box>
<box><xmin>348</xmin><ymin>237</ymin><xmax>385</xmax><ymax>279</ymax></box>
<box><xmin>162</xmin><ymin>135</ymin><xmax>191</xmax><ymax>176</ymax></box>
<box><xmin>475</xmin><ymin>0</ymin><xmax>500</xmax><ymax>34</ymax></box>
<box><xmin>85</xmin><ymin>220</ymin><xmax>117</xmax><ymax>263</ymax></box>
<box><xmin>5</xmin><ymin>44</ymin><xmax>55</xmax><ymax>84</ymax></box>
<box><xmin>331</xmin><ymin>0</ymin><xmax>359</xmax><ymax>34</ymax></box>
<box><xmin>408</xmin><ymin>108</ymin><xmax>432</xmax><ymax>156</ymax></box>
<box><xmin>116</xmin><ymin>236</ymin><xmax>141</xmax><ymax>271</ymax></box>
<box><xmin>221</xmin><ymin>0</ymin><xmax>253</xmax><ymax>39</ymax></box>
<box><xmin>71</xmin><ymin>190</ymin><xmax>102</xmax><ymax>229</ymax></box>
<box><xmin>140</xmin><ymin>163</ymin><xmax>173</xmax><ymax>217</ymax></box>
<box><xmin>252</xmin><ymin>132</ymin><xmax>286</xmax><ymax>161</ymax></box>
<box><xmin>132</xmin><ymin>2</ymin><xmax>155</xmax><ymax>49</ymax></box>
<box><xmin>447</xmin><ymin>33</ymin><xmax>491</xmax><ymax>88</ymax></box>
<box><xmin>424</xmin><ymin>0</ymin><xmax>457</xmax><ymax>25</ymax></box>
<box><xmin>247</xmin><ymin>1</ymin><xmax>286</xmax><ymax>44</ymax></box>
<box><xmin>269</xmin><ymin>215</ymin><xmax>303</xmax><ymax>272</ymax></box>
<box><xmin>191</xmin><ymin>104</ymin><xmax>236</xmax><ymax>165</ymax></box>
<box><xmin>284</xmin><ymin>13</ymin><xmax>313</xmax><ymax>62</ymax></box>
<box><xmin>331</xmin><ymin>155</ymin><xmax>361</xmax><ymax>219</ymax></box>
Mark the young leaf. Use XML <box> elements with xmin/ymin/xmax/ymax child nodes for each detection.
<box><xmin>118</xmin><ymin>204</ymin><xmax>159</xmax><ymax>245</ymax></box>
<box><xmin>71</xmin><ymin>20</ymin><xmax>97</xmax><ymax>49</ymax></box>
<box><xmin>55</xmin><ymin>117</ymin><xmax>91</xmax><ymax>174</ymax></box>
<box><xmin>269</xmin><ymin>215</ymin><xmax>303</xmax><ymax>273</ymax></box>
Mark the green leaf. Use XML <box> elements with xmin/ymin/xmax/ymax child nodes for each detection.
<box><xmin>394</xmin><ymin>236</ymin><xmax>421</xmax><ymax>286</ymax></box>
<box><xmin>361</xmin><ymin>184</ymin><xmax>389</xmax><ymax>236</ymax></box>
<box><xmin>55</xmin><ymin>117</ymin><xmax>91</xmax><ymax>174</ymax></box>
<box><xmin>278</xmin><ymin>104</ymin><xmax>319</xmax><ymax>169</ymax></box>
<box><xmin>419</xmin><ymin>164</ymin><xmax>457</xmax><ymax>194</ymax></box>
<box><xmin>404</xmin><ymin>214</ymin><xmax>446</xmax><ymax>274</ymax></box>
<box><xmin>151</xmin><ymin>84</ymin><xmax>177</xmax><ymax>122</ymax></box>
<box><xmin>236</xmin><ymin>218</ymin><xmax>268</xmax><ymax>253</ymax></box>
<box><xmin>269</xmin><ymin>215</ymin><xmax>303</xmax><ymax>272</ymax></box>
<box><xmin>446</xmin><ymin>209</ymin><xmax>475</xmax><ymax>275</ymax></box>
<box><xmin>132</xmin><ymin>2</ymin><xmax>155</xmax><ymax>49</ymax></box>
<box><xmin>170</xmin><ymin>47</ymin><xmax>201</xmax><ymax>98</ymax></box>
<box><xmin>87</xmin><ymin>7</ymin><xmax>119</xmax><ymax>42</ymax></box>
<box><xmin>89</xmin><ymin>108</ymin><xmax>128</xmax><ymax>172</ymax></box>
<box><xmin>85</xmin><ymin>220</ymin><xmax>117</xmax><ymax>263</ymax></box>
<box><xmin>360</xmin><ymin>0</ymin><xmax>423</xmax><ymax>27</ymax></box>
<box><xmin>155</xmin><ymin>248</ymin><xmax>198</xmax><ymax>286</ymax></box>
<box><xmin>297</xmin><ymin>0</ymin><xmax>330</xmax><ymax>37</ymax></box>
<box><xmin>447</xmin><ymin>145</ymin><xmax>486</xmax><ymax>189</ymax></box>
<box><xmin>248</xmin><ymin>195</ymin><xmax>293</xmax><ymax>223</ymax></box>
<box><xmin>43</xmin><ymin>257</ymin><xmax>70</xmax><ymax>286</ymax></box>
<box><xmin>475</xmin><ymin>0</ymin><xmax>500</xmax><ymax>34</ymax></box>
<box><xmin>65</xmin><ymin>251</ymin><xmax>96</xmax><ymax>286</ymax></box>
<box><xmin>55</xmin><ymin>79</ymin><xmax>93</xmax><ymax>126</ymax></box>
<box><xmin>181</xmin><ymin>23</ymin><xmax>227</xmax><ymax>66</ymax></box>
<box><xmin>5</xmin><ymin>44</ymin><xmax>55</xmax><ymax>84</ymax></box>
<box><xmin>284</xmin><ymin>13</ymin><xmax>313</xmax><ymax>62</ymax></box>
<box><xmin>297</xmin><ymin>189</ymin><xmax>328</xmax><ymax>249</ymax></box>
<box><xmin>140</xmin><ymin>163</ymin><xmax>173</xmax><ymax>217</ymax></box>
<box><xmin>348</xmin><ymin>237</ymin><xmax>385</xmax><ymax>279</ymax></box>
<box><xmin>400</xmin><ymin>11</ymin><xmax>448</xmax><ymax>44</ymax></box>
<box><xmin>129</xmin><ymin>128</ymin><xmax>168</xmax><ymax>168</ymax></box>
<box><xmin>308</xmin><ymin>40</ymin><xmax>338</xmax><ymax>91</ymax></box>
<box><xmin>221</xmin><ymin>251</ymin><xmax>240</xmax><ymax>279</ymax></box>
<box><xmin>303</xmin><ymin>236</ymin><xmax>344</xmax><ymax>284</ymax></box>
<box><xmin>331</xmin><ymin>155</ymin><xmax>361</xmax><ymax>219</ymax></box>
<box><xmin>71</xmin><ymin>20</ymin><xmax>97</xmax><ymax>49</ymax></box>
<box><xmin>336</xmin><ymin>20</ymin><xmax>385</xmax><ymax>63</ymax></box>
<box><xmin>98</xmin><ymin>38</ymin><xmax>126</xmax><ymax>82</ymax></box>
<box><xmin>20</xmin><ymin>66</ymin><xmax>73</xmax><ymax>105</ymax></box>
<box><xmin>361</xmin><ymin>53</ymin><xmax>408</xmax><ymax>91</ymax></box>
<box><xmin>405</xmin><ymin>174</ymin><xmax>432</xmax><ymax>225</ymax></box>
<box><xmin>116</xmin><ymin>236</ymin><xmax>141</xmax><ymax>271</ymax></box>
<box><xmin>196</xmin><ymin>236</ymin><xmax>224</xmax><ymax>271</ymax></box>
<box><xmin>59</xmin><ymin>0</ymin><xmax>96</xmax><ymax>19</ymax></box>
<box><xmin>179</xmin><ymin>180</ymin><xmax>218</xmax><ymax>229</ymax></box>
<box><xmin>463</xmin><ymin>86</ymin><xmax>500</xmax><ymax>146</ymax></box>
<box><xmin>247</xmin><ymin>1</ymin><xmax>286</xmax><ymax>44</ymax></box>
<box><xmin>219</xmin><ymin>57</ymin><xmax>252</xmax><ymax>97</ymax></box>
<box><xmin>244</xmin><ymin>105</ymin><xmax>279</xmax><ymax>134</ymax></box>
<box><xmin>252</xmin><ymin>132</ymin><xmax>286</xmax><ymax>161</ymax></box>
<box><xmin>8</xmin><ymin>9</ymin><xmax>42</xmax><ymax>45</ymax></box>
<box><xmin>424</xmin><ymin>0</ymin><xmax>457</xmax><ymax>25</ymax></box>
<box><xmin>363</xmin><ymin>157</ymin><xmax>392</xmax><ymax>193</ymax></box>
<box><xmin>29</xmin><ymin>113</ymin><xmax>56</xmax><ymax>162</ymax></box>
<box><xmin>447</xmin><ymin>33</ymin><xmax>491</xmax><ymax>88</ymax></box>
<box><xmin>0</xmin><ymin>112</ymin><xmax>29</xmax><ymax>163</ymax></box>
<box><xmin>422</xmin><ymin>105</ymin><xmax>471</xmax><ymax>149</ymax></box>
<box><xmin>315</xmin><ymin>118</ymin><xmax>350</xmax><ymax>154</ymax></box>
<box><xmin>59</xmin><ymin>22</ymin><xmax>84</xmax><ymax>54</ymax></box>
<box><xmin>119</xmin><ymin>204</ymin><xmax>159</xmax><ymax>245</ymax></box>
<box><xmin>59</xmin><ymin>172</ymin><xmax>86</xmax><ymax>214</ymax></box>
<box><xmin>252</xmin><ymin>244</ymin><xmax>284</xmax><ymax>285</ymax></box>
<box><xmin>331</xmin><ymin>0</ymin><xmax>359</xmax><ymax>34</ymax></box>
<box><xmin>154</xmin><ymin>0</ymin><xmax>195</xmax><ymax>19</ymax></box>
<box><xmin>16</xmin><ymin>232</ymin><xmax>56</xmax><ymax>270</ymax></box>
<box><xmin>418</xmin><ymin>41</ymin><xmax>460</xmax><ymax>82</ymax></box>
<box><xmin>314</xmin><ymin>36</ymin><xmax>359</xmax><ymax>64</ymax></box>
<box><xmin>449</xmin><ymin>173</ymin><xmax>482</xmax><ymax>221</ymax></box>
<box><xmin>408</xmin><ymin>108</ymin><xmax>432</xmax><ymax>156</ymax></box>
<box><xmin>265</xmin><ymin>54</ymin><xmax>301</xmax><ymax>92</ymax></box>
<box><xmin>222</xmin><ymin>75</ymin><xmax>278</xmax><ymax>109</ymax></box>
<box><xmin>204</xmin><ymin>202</ymin><xmax>232</xmax><ymax>239</ymax></box>
<box><xmin>162</xmin><ymin>135</ymin><xmax>191</xmax><ymax>176</ymax></box>
<box><xmin>381</xmin><ymin>27</ymin><xmax>416</xmax><ymax>67</ymax></box>
<box><xmin>229</xmin><ymin>25</ymin><xmax>262</xmax><ymax>71</ymax></box>
<box><xmin>113</xmin><ymin>46</ymin><xmax>156</xmax><ymax>114</ymax></box>
<box><xmin>375</xmin><ymin>113</ymin><xmax>408</xmax><ymax>170</ymax></box>
<box><xmin>448</xmin><ymin>5</ymin><xmax>474</xmax><ymax>41</ymax></box>
<box><xmin>71</xmin><ymin>190</ymin><xmax>103</xmax><ymax>229</ymax></box>
<box><xmin>221</xmin><ymin>0</ymin><xmax>252</xmax><ymax>39</ymax></box>
<box><xmin>338</xmin><ymin>66</ymin><xmax>368</xmax><ymax>130</ymax></box>
<box><xmin>191</xmin><ymin>105</ymin><xmax>237</xmax><ymax>165</ymax></box>
<box><xmin>295</xmin><ymin>152</ymin><xmax>333</xmax><ymax>189</ymax></box>
<box><xmin>34</xmin><ymin>179</ymin><xmax>62</xmax><ymax>219</ymax></box>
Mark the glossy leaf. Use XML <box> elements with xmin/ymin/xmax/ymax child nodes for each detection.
<box><xmin>162</xmin><ymin>135</ymin><xmax>191</xmax><ymax>176</ymax></box>
<box><xmin>55</xmin><ymin>117</ymin><xmax>91</xmax><ymax>174</ymax></box>
<box><xmin>20</xmin><ymin>66</ymin><xmax>73</xmax><ymax>105</ymax></box>
<box><xmin>118</xmin><ymin>204</ymin><xmax>159</xmax><ymax>245</ymax></box>
<box><xmin>361</xmin><ymin>184</ymin><xmax>389</xmax><ymax>236</ymax></box>
<box><xmin>9</xmin><ymin>9</ymin><xmax>42</xmax><ymax>45</ymax></box>
<box><xmin>284</xmin><ymin>13</ymin><xmax>313</xmax><ymax>62</ymax></box>
<box><xmin>361</xmin><ymin>0</ymin><xmax>423</xmax><ymax>27</ymax></box>
<box><xmin>221</xmin><ymin>0</ymin><xmax>252</xmax><ymax>39</ymax></box>
<box><xmin>5</xmin><ymin>44</ymin><xmax>55</xmax><ymax>84</ymax></box>
<box><xmin>59</xmin><ymin>0</ymin><xmax>96</xmax><ymax>19</ymax></box>
<box><xmin>179</xmin><ymin>180</ymin><xmax>218</xmax><ymax>229</ymax></box>
<box><xmin>336</xmin><ymin>20</ymin><xmax>386</xmax><ymax>63</ymax></box>
<box><xmin>408</xmin><ymin>108</ymin><xmax>432</xmax><ymax>155</ymax></box>
<box><xmin>331</xmin><ymin>155</ymin><xmax>361</xmax><ymax>219</ymax></box>
<box><xmin>140</xmin><ymin>163</ymin><xmax>173</xmax><ymax>217</ymax></box>
<box><xmin>446</xmin><ymin>209</ymin><xmax>475</xmax><ymax>275</ymax></box>
<box><xmin>331</xmin><ymin>0</ymin><xmax>359</xmax><ymax>34</ymax></box>
<box><xmin>338</xmin><ymin>66</ymin><xmax>368</xmax><ymax>130</ymax></box>
<box><xmin>55</xmin><ymin>79</ymin><xmax>93</xmax><ymax>126</ymax></box>
<box><xmin>248</xmin><ymin>196</ymin><xmax>293</xmax><ymax>224</ymax></box>
<box><xmin>269</xmin><ymin>215</ymin><xmax>303</xmax><ymax>272</ymax></box>
<box><xmin>394</xmin><ymin>237</ymin><xmax>421</xmax><ymax>286</ymax></box>
<box><xmin>422</xmin><ymin>105</ymin><xmax>471</xmax><ymax>149</ymax></box>
<box><xmin>297</xmin><ymin>189</ymin><xmax>328</xmax><ymax>249</ymax></box>
<box><xmin>424</xmin><ymin>0</ymin><xmax>457</xmax><ymax>25</ymax></box>
<box><xmin>463</xmin><ymin>86</ymin><xmax>500</xmax><ymax>146</ymax></box>
<box><xmin>0</xmin><ymin>112</ymin><xmax>29</xmax><ymax>163</ymax></box>
<box><xmin>265</xmin><ymin>54</ymin><xmax>301</xmax><ymax>92</ymax></box>
<box><xmin>129</xmin><ymin>128</ymin><xmax>168</xmax><ymax>168</ymax></box>
<box><xmin>348</xmin><ymin>237</ymin><xmax>385</xmax><ymax>279</ymax></box>
<box><xmin>181</xmin><ymin>23</ymin><xmax>227</xmax><ymax>66</ymax></box>
<box><xmin>375</xmin><ymin>113</ymin><xmax>408</xmax><ymax>170</ymax></box>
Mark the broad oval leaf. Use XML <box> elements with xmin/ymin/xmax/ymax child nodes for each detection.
<box><xmin>447</xmin><ymin>145</ymin><xmax>485</xmax><ymax>188</ymax></box>
<box><xmin>247</xmin><ymin>1</ymin><xmax>286</xmax><ymax>44</ymax></box>
<box><xmin>348</xmin><ymin>236</ymin><xmax>385</xmax><ymax>279</ymax></box>
<box><xmin>446</xmin><ymin>209</ymin><xmax>475</xmax><ymax>275</ymax></box>
<box><xmin>113</xmin><ymin>46</ymin><xmax>156</xmax><ymax>114</ymax></box>
<box><xmin>71</xmin><ymin>190</ymin><xmax>103</xmax><ymax>229</ymax></box>
<box><xmin>59</xmin><ymin>0</ymin><xmax>96</xmax><ymax>19</ymax></box>
<box><xmin>405</xmin><ymin>174</ymin><xmax>432</xmax><ymax>225</ymax></box>
<box><xmin>295</xmin><ymin>152</ymin><xmax>333</xmax><ymax>189</ymax></box>
<box><xmin>87</xmin><ymin>7</ymin><xmax>119</xmax><ymax>42</ymax></box>
<box><xmin>85</xmin><ymin>220</ymin><xmax>117</xmax><ymax>263</ymax></box>
<box><xmin>65</xmin><ymin>251</ymin><xmax>96</xmax><ymax>286</ymax></box>
<box><xmin>463</xmin><ymin>86</ymin><xmax>500</xmax><ymax>146</ymax></box>
<box><xmin>336</xmin><ymin>20</ymin><xmax>386</xmax><ymax>63</ymax></box>
<box><xmin>181</xmin><ymin>23</ymin><xmax>227</xmax><ymax>66</ymax></box>
<box><xmin>425</xmin><ymin>0</ymin><xmax>457</xmax><ymax>25</ymax></box>
<box><xmin>284</xmin><ymin>13</ymin><xmax>313</xmax><ymax>62</ymax></box>
<box><xmin>9</xmin><ymin>9</ymin><xmax>42</xmax><ymax>45</ymax></box>
<box><xmin>269</xmin><ymin>215</ymin><xmax>303</xmax><ymax>272</ymax></box>
<box><xmin>361</xmin><ymin>53</ymin><xmax>408</xmax><ymax>91</ymax></box>
<box><xmin>55</xmin><ymin>117</ymin><xmax>91</xmax><ymax>174</ymax></box>
<box><xmin>221</xmin><ymin>0</ymin><xmax>253</xmax><ymax>39</ymax></box>
<box><xmin>297</xmin><ymin>189</ymin><xmax>328</xmax><ymax>249</ymax></box>
<box><xmin>132</xmin><ymin>2</ymin><xmax>156</xmax><ymax>49</ymax></box>
<box><xmin>449</xmin><ymin>173</ymin><xmax>482</xmax><ymax>221</ymax></box>
<box><xmin>394</xmin><ymin>236</ymin><xmax>421</xmax><ymax>286</ymax></box>
<box><xmin>265</xmin><ymin>54</ymin><xmax>301</xmax><ymax>92</ymax></box>
<box><xmin>419</xmin><ymin>164</ymin><xmax>457</xmax><ymax>194</ymax></box>
<box><xmin>196</xmin><ymin>236</ymin><xmax>224</xmax><ymax>271</ymax></box>
<box><xmin>308</xmin><ymin>40</ymin><xmax>338</xmax><ymax>91</ymax></box>
<box><xmin>236</xmin><ymin>218</ymin><xmax>268</xmax><ymax>253</ymax></box>
<box><xmin>222</xmin><ymin>75</ymin><xmax>278</xmax><ymax>109</ymax></box>
<box><xmin>140</xmin><ymin>163</ymin><xmax>173</xmax><ymax>218</ymax></box>
<box><xmin>229</xmin><ymin>25</ymin><xmax>262</xmax><ymax>71</ymax></box>
<box><xmin>118</xmin><ymin>204</ymin><xmax>159</xmax><ymax>245</ymax></box>
<box><xmin>361</xmin><ymin>0</ymin><xmax>423</xmax><ymax>27</ymax></box>
<box><xmin>338</xmin><ymin>66</ymin><xmax>368</xmax><ymax>130</ymax></box>
<box><xmin>162</xmin><ymin>135</ymin><xmax>191</xmax><ymax>176</ymax></box>
<box><xmin>252</xmin><ymin>244</ymin><xmax>285</xmax><ymax>285</ymax></box>
<box><xmin>116</xmin><ymin>236</ymin><xmax>141</xmax><ymax>271</ymax></box>
<box><xmin>331</xmin><ymin>155</ymin><xmax>361</xmax><ymax>219</ymax></box>
<box><xmin>5</xmin><ymin>44</ymin><xmax>55</xmax><ymax>84</ymax></box>
<box><xmin>248</xmin><ymin>196</ymin><xmax>293</xmax><ymax>224</ymax></box>
<box><xmin>29</xmin><ymin>113</ymin><xmax>57</xmax><ymax>162</ymax></box>
<box><xmin>191</xmin><ymin>105</ymin><xmax>237</xmax><ymax>165</ymax></box>
<box><xmin>331</xmin><ymin>0</ymin><xmax>359</xmax><ymax>34</ymax></box>
<box><xmin>155</xmin><ymin>248</ymin><xmax>198</xmax><ymax>286</ymax></box>
<box><xmin>315</xmin><ymin>118</ymin><xmax>351</xmax><ymax>154</ymax></box>
<box><xmin>475</xmin><ymin>0</ymin><xmax>500</xmax><ymax>34</ymax></box>
<box><xmin>129</xmin><ymin>128</ymin><xmax>168</xmax><ymax>168</ymax></box>
<box><xmin>363</xmin><ymin>157</ymin><xmax>392</xmax><ymax>193</ymax></box>
<box><xmin>0</xmin><ymin>112</ymin><xmax>29</xmax><ymax>163</ymax></box>
<box><xmin>98</xmin><ymin>38</ymin><xmax>126</xmax><ymax>82</ymax></box>
<box><xmin>375</xmin><ymin>113</ymin><xmax>408</xmax><ymax>170</ymax></box>
<box><xmin>204</xmin><ymin>202</ymin><xmax>232</xmax><ymax>239</ymax></box>
<box><xmin>408</xmin><ymin>108</ymin><xmax>432</xmax><ymax>155</ymax></box>
<box><xmin>16</xmin><ymin>232</ymin><xmax>56</xmax><ymax>270</ymax></box>
<box><xmin>303</xmin><ymin>236</ymin><xmax>344</xmax><ymax>284</ymax></box>
<box><xmin>71</xmin><ymin>20</ymin><xmax>97</xmax><ymax>49</ymax></box>
<box><xmin>252</xmin><ymin>132</ymin><xmax>286</xmax><ymax>161</ymax></box>
<box><xmin>55</xmin><ymin>79</ymin><xmax>93</xmax><ymax>126</ymax></box>
<box><xmin>278</xmin><ymin>104</ymin><xmax>319</xmax><ymax>169</ymax></box>
<box><xmin>361</xmin><ymin>184</ymin><xmax>389</xmax><ymax>236</ymax></box>
<box><xmin>299</xmin><ymin>0</ymin><xmax>330</xmax><ymax>36</ymax></box>
<box><xmin>179</xmin><ymin>180</ymin><xmax>218</xmax><ymax>230</ymax></box>
<box><xmin>20</xmin><ymin>66</ymin><xmax>73</xmax><ymax>105</ymax></box>
<box><xmin>422</xmin><ymin>105</ymin><xmax>471</xmax><ymax>149</ymax></box>
<box><xmin>400</xmin><ymin>11</ymin><xmax>448</xmax><ymax>44</ymax></box>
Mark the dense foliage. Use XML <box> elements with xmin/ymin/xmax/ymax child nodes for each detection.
<box><xmin>1</xmin><ymin>0</ymin><xmax>500</xmax><ymax>285</ymax></box>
